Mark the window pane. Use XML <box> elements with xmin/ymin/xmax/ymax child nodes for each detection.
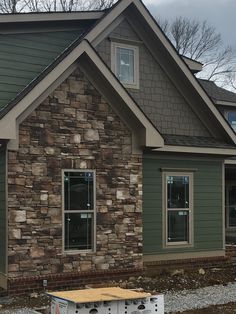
<box><xmin>64</xmin><ymin>213</ymin><xmax>92</xmax><ymax>251</ymax></box>
<box><xmin>228</xmin><ymin>186</ymin><xmax>236</xmax><ymax>226</ymax></box>
<box><xmin>168</xmin><ymin>210</ymin><xmax>189</xmax><ymax>242</ymax></box>
<box><xmin>64</xmin><ymin>172</ymin><xmax>94</xmax><ymax>210</ymax></box>
<box><xmin>228</xmin><ymin>111</ymin><xmax>236</xmax><ymax>131</ymax></box>
<box><xmin>167</xmin><ymin>175</ymin><xmax>189</xmax><ymax>209</ymax></box>
<box><xmin>116</xmin><ymin>47</ymin><xmax>134</xmax><ymax>83</ymax></box>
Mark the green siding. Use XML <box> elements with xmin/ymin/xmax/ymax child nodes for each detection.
<box><xmin>0</xmin><ymin>29</ymin><xmax>85</xmax><ymax>111</ymax></box>
<box><xmin>143</xmin><ymin>154</ymin><xmax>223</xmax><ymax>255</ymax></box>
<box><xmin>0</xmin><ymin>148</ymin><xmax>6</xmax><ymax>274</ymax></box>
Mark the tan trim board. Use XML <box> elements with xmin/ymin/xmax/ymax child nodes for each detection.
<box><xmin>0</xmin><ymin>11</ymin><xmax>104</xmax><ymax>23</ymax></box>
<box><xmin>143</xmin><ymin>250</ymin><xmax>225</xmax><ymax>262</ymax></box>
<box><xmin>92</xmin><ymin>15</ymin><xmax>125</xmax><ymax>47</ymax></box>
<box><xmin>154</xmin><ymin>145</ymin><xmax>236</xmax><ymax>156</ymax></box>
<box><xmin>83</xmin><ymin>44</ymin><xmax>163</xmax><ymax>147</ymax></box>
<box><xmin>215</xmin><ymin>100</ymin><xmax>236</xmax><ymax>107</ymax></box>
<box><xmin>85</xmin><ymin>0</ymin><xmax>133</xmax><ymax>44</ymax></box>
<box><xmin>1</xmin><ymin>40</ymin><xmax>163</xmax><ymax>150</ymax></box>
<box><xmin>130</xmin><ymin>0</ymin><xmax>236</xmax><ymax>144</ymax></box>
<box><xmin>0</xmin><ymin>41</ymin><xmax>88</xmax><ymax>140</ymax></box>
<box><xmin>0</xmin><ymin>273</ymin><xmax>7</xmax><ymax>290</ymax></box>
<box><xmin>225</xmin><ymin>159</ymin><xmax>236</xmax><ymax>165</ymax></box>
<box><xmin>182</xmin><ymin>56</ymin><xmax>203</xmax><ymax>73</ymax></box>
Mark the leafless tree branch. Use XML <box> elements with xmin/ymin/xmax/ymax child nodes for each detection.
<box><xmin>158</xmin><ymin>16</ymin><xmax>236</xmax><ymax>91</ymax></box>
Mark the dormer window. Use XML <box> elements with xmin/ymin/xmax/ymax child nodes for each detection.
<box><xmin>224</xmin><ymin>110</ymin><xmax>236</xmax><ymax>131</ymax></box>
<box><xmin>111</xmin><ymin>42</ymin><xmax>139</xmax><ymax>89</ymax></box>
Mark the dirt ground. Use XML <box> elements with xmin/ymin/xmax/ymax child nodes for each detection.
<box><xmin>2</xmin><ymin>263</ymin><xmax>236</xmax><ymax>312</ymax></box>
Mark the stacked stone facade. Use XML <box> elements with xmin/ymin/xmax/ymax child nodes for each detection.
<box><xmin>7</xmin><ymin>68</ymin><xmax>143</xmax><ymax>282</ymax></box>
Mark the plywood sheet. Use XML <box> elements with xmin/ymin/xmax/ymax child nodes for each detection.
<box><xmin>48</xmin><ymin>287</ymin><xmax>150</xmax><ymax>303</ymax></box>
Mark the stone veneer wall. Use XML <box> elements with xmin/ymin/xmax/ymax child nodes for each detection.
<box><xmin>7</xmin><ymin>67</ymin><xmax>142</xmax><ymax>281</ymax></box>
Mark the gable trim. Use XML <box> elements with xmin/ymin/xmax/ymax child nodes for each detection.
<box><xmin>154</xmin><ymin>145</ymin><xmax>236</xmax><ymax>156</ymax></box>
<box><xmin>0</xmin><ymin>11</ymin><xmax>104</xmax><ymax>24</ymax></box>
<box><xmin>216</xmin><ymin>100</ymin><xmax>236</xmax><ymax>107</ymax></box>
<box><xmin>83</xmin><ymin>0</ymin><xmax>236</xmax><ymax>145</ymax></box>
<box><xmin>1</xmin><ymin>40</ymin><xmax>163</xmax><ymax>150</ymax></box>
<box><xmin>132</xmin><ymin>0</ymin><xmax>236</xmax><ymax>144</ymax></box>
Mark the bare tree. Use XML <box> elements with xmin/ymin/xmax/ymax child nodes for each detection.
<box><xmin>0</xmin><ymin>0</ymin><xmax>116</xmax><ymax>12</ymax></box>
<box><xmin>158</xmin><ymin>16</ymin><xmax>236</xmax><ymax>90</ymax></box>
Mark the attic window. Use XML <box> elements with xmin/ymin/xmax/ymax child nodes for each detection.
<box><xmin>111</xmin><ymin>42</ymin><xmax>139</xmax><ymax>89</ymax></box>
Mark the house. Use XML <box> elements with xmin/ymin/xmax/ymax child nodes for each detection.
<box><xmin>1</xmin><ymin>0</ymin><xmax>236</xmax><ymax>294</ymax></box>
<box><xmin>198</xmin><ymin>79</ymin><xmax>236</xmax><ymax>244</ymax></box>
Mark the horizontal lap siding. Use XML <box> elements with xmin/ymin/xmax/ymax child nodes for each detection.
<box><xmin>143</xmin><ymin>154</ymin><xmax>223</xmax><ymax>254</ymax></box>
<box><xmin>0</xmin><ymin>148</ymin><xmax>6</xmax><ymax>274</ymax></box>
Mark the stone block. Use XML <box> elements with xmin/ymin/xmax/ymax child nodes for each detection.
<box><xmin>10</xmin><ymin>210</ymin><xmax>26</xmax><ymax>223</ymax></box>
<box><xmin>84</xmin><ymin>129</ymin><xmax>99</xmax><ymax>141</ymax></box>
<box><xmin>30</xmin><ymin>247</ymin><xmax>45</xmax><ymax>258</ymax></box>
<box><xmin>32</xmin><ymin>163</ymin><xmax>47</xmax><ymax>176</ymax></box>
<box><xmin>9</xmin><ymin>229</ymin><xmax>21</xmax><ymax>239</ymax></box>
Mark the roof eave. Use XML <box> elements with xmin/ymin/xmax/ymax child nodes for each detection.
<box><xmin>0</xmin><ymin>11</ymin><xmax>105</xmax><ymax>23</ymax></box>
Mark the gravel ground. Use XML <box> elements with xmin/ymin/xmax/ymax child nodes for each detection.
<box><xmin>2</xmin><ymin>267</ymin><xmax>236</xmax><ymax>313</ymax></box>
<box><xmin>165</xmin><ymin>282</ymin><xmax>236</xmax><ymax>313</ymax></box>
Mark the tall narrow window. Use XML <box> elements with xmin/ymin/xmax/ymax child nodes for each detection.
<box><xmin>164</xmin><ymin>173</ymin><xmax>193</xmax><ymax>246</ymax></box>
<box><xmin>63</xmin><ymin>171</ymin><xmax>95</xmax><ymax>252</ymax></box>
<box><xmin>111</xmin><ymin>42</ymin><xmax>139</xmax><ymax>89</ymax></box>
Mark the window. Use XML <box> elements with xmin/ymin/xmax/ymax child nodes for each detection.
<box><xmin>63</xmin><ymin>170</ymin><xmax>95</xmax><ymax>252</ymax></box>
<box><xmin>111</xmin><ymin>42</ymin><xmax>139</xmax><ymax>89</ymax></box>
<box><xmin>226</xmin><ymin>184</ymin><xmax>236</xmax><ymax>227</ymax></box>
<box><xmin>224</xmin><ymin>110</ymin><xmax>236</xmax><ymax>131</ymax></box>
<box><xmin>164</xmin><ymin>173</ymin><xmax>193</xmax><ymax>246</ymax></box>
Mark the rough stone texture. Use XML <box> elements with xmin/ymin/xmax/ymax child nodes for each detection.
<box><xmin>7</xmin><ymin>67</ymin><xmax>142</xmax><ymax>279</ymax></box>
<box><xmin>96</xmin><ymin>19</ymin><xmax>211</xmax><ymax>137</ymax></box>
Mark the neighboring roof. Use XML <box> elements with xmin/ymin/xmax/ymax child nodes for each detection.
<box><xmin>163</xmin><ymin>134</ymin><xmax>236</xmax><ymax>149</ymax></box>
<box><xmin>199</xmin><ymin>79</ymin><xmax>236</xmax><ymax>104</ymax></box>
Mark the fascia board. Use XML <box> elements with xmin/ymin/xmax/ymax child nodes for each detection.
<box><xmin>0</xmin><ymin>40</ymin><xmax>163</xmax><ymax>148</ymax></box>
<box><xmin>85</xmin><ymin>0</ymin><xmax>133</xmax><ymax>44</ymax></box>
<box><xmin>0</xmin><ymin>40</ymin><xmax>88</xmax><ymax>139</ymax></box>
<box><xmin>85</xmin><ymin>45</ymin><xmax>164</xmax><ymax>147</ymax></box>
<box><xmin>131</xmin><ymin>0</ymin><xmax>236</xmax><ymax>145</ymax></box>
<box><xmin>215</xmin><ymin>100</ymin><xmax>236</xmax><ymax>107</ymax></box>
<box><xmin>225</xmin><ymin>159</ymin><xmax>236</xmax><ymax>164</ymax></box>
<box><xmin>0</xmin><ymin>11</ymin><xmax>104</xmax><ymax>23</ymax></box>
<box><xmin>154</xmin><ymin>145</ymin><xmax>236</xmax><ymax>156</ymax></box>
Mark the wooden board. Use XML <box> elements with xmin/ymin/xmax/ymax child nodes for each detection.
<box><xmin>47</xmin><ymin>287</ymin><xmax>150</xmax><ymax>303</ymax></box>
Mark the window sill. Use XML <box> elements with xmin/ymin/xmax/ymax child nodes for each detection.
<box><xmin>63</xmin><ymin>249</ymin><xmax>94</xmax><ymax>255</ymax></box>
<box><xmin>164</xmin><ymin>242</ymin><xmax>193</xmax><ymax>249</ymax></box>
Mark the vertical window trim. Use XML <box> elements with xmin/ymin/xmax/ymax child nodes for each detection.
<box><xmin>162</xmin><ymin>171</ymin><xmax>194</xmax><ymax>248</ymax></box>
<box><xmin>111</xmin><ymin>42</ymin><xmax>139</xmax><ymax>89</ymax></box>
<box><xmin>62</xmin><ymin>169</ymin><xmax>96</xmax><ymax>254</ymax></box>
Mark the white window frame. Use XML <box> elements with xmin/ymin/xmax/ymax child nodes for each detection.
<box><xmin>163</xmin><ymin>172</ymin><xmax>193</xmax><ymax>248</ymax></box>
<box><xmin>111</xmin><ymin>42</ymin><xmax>139</xmax><ymax>89</ymax></box>
<box><xmin>62</xmin><ymin>169</ymin><xmax>96</xmax><ymax>254</ymax></box>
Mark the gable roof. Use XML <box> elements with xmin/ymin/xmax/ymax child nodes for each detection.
<box><xmin>1</xmin><ymin>0</ymin><xmax>236</xmax><ymax>151</ymax></box>
<box><xmin>199</xmin><ymin>79</ymin><xmax>236</xmax><ymax>104</ymax></box>
<box><xmin>0</xmin><ymin>30</ymin><xmax>83</xmax><ymax>109</ymax></box>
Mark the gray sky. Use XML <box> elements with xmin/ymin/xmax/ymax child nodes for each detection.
<box><xmin>143</xmin><ymin>0</ymin><xmax>236</xmax><ymax>50</ymax></box>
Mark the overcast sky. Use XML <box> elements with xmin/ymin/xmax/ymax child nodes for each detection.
<box><xmin>143</xmin><ymin>0</ymin><xmax>236</xmax><ymax>50</ymax></box>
